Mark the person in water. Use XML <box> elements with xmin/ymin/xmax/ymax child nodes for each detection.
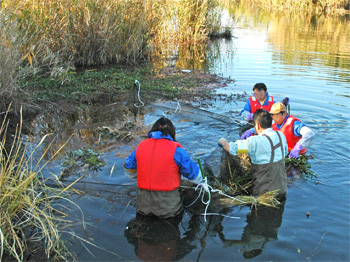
<box><xmin>219</xmin><ymin>109</ymin><xmax>288</xmax><ymax>197</ymax></box>
<box><xmin>240</xmin><ymin>83</ymin><xmax>275</xmax><ymax>122</ymax></box>
<box><xmin>123</xmin><ymin>116</ymin><xmax>206</xmax><ymax>218</ymax></box>
<box><xmin>241</xmin><ymin>102</ymin><xmax>315</xmax><ymax>158</ymax></box>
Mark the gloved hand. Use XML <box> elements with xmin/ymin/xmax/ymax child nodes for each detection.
<box><xmin>199</xmin><ymin>177</ymin><xmax>209</xmax><ymax>192</ymax></box>
<box><xmin>289</xmin><ymin>143</ymin><xmax>303</xmax><ymax>159</ymax></box>
<box><xmin>192</xmin><ymin>172</ymin><xmax>209</xmax><ymax>192</ymax></box>
<box><xmin>247</xmin><ymin>113</ymin><xmax>254</xmax><ymax>121</ymax></box>
<box><xmin>240</xmin><ymin>129</ymin><xmax>253</xmax><ymax>140</ymax></box>
<box><xmin>123</xmin><ymin>163</ymin><xmax>137</xmax><ymax>180</ymax></box>
<box><xmin>282</xmin><ymin>97</ymin><xmax>290</xmax><ymax>107</ymax></box>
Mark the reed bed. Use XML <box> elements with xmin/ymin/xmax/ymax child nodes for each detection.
<box><xmin>0</xmin><ymin>0</ymin><xmax>221</xmax><ymax>85</ymax></box>
<box><xmin>0</xmin><ymin>107</ymin><xmax>74</xmax><ymax>261</ymax></box>
<box><xmin>0</xmin><ymin>16</ymin><xmax>21</xmax><ymax>97</ymax></box>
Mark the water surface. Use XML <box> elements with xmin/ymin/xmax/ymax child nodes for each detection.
<box><xmin>30</xmin><ymin>4</ymin><xmax>350</xmax><ymax>261</ymax></box>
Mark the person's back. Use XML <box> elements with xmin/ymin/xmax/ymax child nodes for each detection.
<box><xmin>219</xmin><ymin>109</ymin><xmax>288</xmax><ymax>197</ymax></box>
<box><xmin>124</xmin><ymin>117</ymin><xmax>204</xmax><ymax>218</ymax></box>
<box><xmin>247</xmin><ymin>128</ymin><xmax>287</xmax><ymax>196</ymax></box>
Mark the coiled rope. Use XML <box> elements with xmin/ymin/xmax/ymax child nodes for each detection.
<box><xmin>183</xmin><ymin>179</ymin><xmax>248</xmax><ymax>222</ymax></box>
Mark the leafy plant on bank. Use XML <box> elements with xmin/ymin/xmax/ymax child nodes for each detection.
<box><xmin>63</xmin><ymin>148</ymin><xmax>105</xmax><ymax>172</ymax></box>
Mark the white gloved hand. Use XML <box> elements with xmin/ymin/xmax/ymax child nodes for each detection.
<box><xmin>192</xmin><ymin>171</ymin><xmax>203</xmax><ymax>184</ymax></box>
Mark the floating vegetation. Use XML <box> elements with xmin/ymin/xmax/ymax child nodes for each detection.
<box><xmin>203</xmin><ymin>148</ymin><xmax>316</xmax><ymax>209</ymax></box>
<box><xmin>62</xmin><ymin>148</ymin><xmax>105</xmax><ymax>174</ymax></box>
<box><xmin>285</xmin><ymin>154</ymin><xmax>317</xmax><ymax>178</ymax></box>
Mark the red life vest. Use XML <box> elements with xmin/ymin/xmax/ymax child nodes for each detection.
<box><xmin>136</xmin><ymin>138</ymin><xmax>182</xmax><ymax>191</ymax></box>
<box><xmin>249</xmin><ymin>95</ymin><xmax>274</xmax><ymax>113</ymax></box>
<box><xmin>272</xmin><ymin>115</ymin><xmax>307</xmax><ymax>154</ymax></box>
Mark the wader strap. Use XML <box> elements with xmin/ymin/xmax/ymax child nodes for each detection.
<box><xmin>275</xmin><ymin>131</ymin><xmax>284</xmax><ymax>157</ymax></box>
<box><xmin>263</xmin><ymin>131</ymin><xmax>283</xmax><ymax>163</ymax></box>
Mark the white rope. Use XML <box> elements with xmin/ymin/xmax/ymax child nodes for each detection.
<box><xmin>204</xmin><ymin>213</ymin><xmax>240</xmax><ymax>219</ymax></box>
<box><xmin>175</xmin><ymin>101</ymin><xmax>182</xmax><ymax>113</ymax></box>
<box><xmin>134</xmin><ymin>80</ymin><xmax>144</xmax><ymax>108</ymax></box>
<box><xmin>183</xmin><ymin>179</ymin><xmax>250</xmax><ymax>222</ymax></box>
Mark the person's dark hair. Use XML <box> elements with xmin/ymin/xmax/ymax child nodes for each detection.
<box><xmin>149</xmin><ymin>117</ymin><xmax>176</xmax><ymax>141</ymax></box>
<box><xmin>253</xmin><ymin>109</ymin><xmax>272</xmax><ymax>129</ymax></box>
<box><xmin>253</xmin><ymin>83</ymin><xmax>267</xmax><ymax>92</ymax></box>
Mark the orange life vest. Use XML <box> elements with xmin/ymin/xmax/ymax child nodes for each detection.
<box><xmin>272</xmin><ymin>115</ymin><xmax>307</xmax><ymax>154</ymax></box>
<box><xmin>136</xmin><ymin>138</ymin><xmax>182</xmax><ymax>191</ymax></box>
<box><xmin>249</xmin><ymin>95</ymin><xmax>274</xmax><ymax>113</ymax></box>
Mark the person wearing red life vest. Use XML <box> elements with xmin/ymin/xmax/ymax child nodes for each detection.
<box><xmin>240</xmin><ymin>83</ymin><xmax>275</xmax><ymax>122</ymax></box>
<box><xmin>240</xmin><ymin>102</ymin><xmax>315</xmax><ymax>159</ymax></box>
<box><xmin>269</xmin><ymin>102</ymin><xmax>315</xmax><ymax>158</ymax></box>
<box><xmin>124</xmin><ymin>117</ymin><xmax>206</xmax><ymax>218</ymax></box>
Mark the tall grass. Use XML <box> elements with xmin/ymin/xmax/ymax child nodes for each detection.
<box><xmin>0</xmin><ymin>107</ymin><xmax>73</xmax><ymax>261</ymax></box>
<box><xmin>152</xmin><ymin>0</ymin><xmax>222</xmax><ymax>44</ymax></box>
<box><xmin>0</xmin><ymin>0</ymin><xmax>221</xmax><ymax>85</ymax></box>
<box><xmin>0</xmin><ymin>16</ymin><xmax>22</xmax><ymax>97</ymax></box>
<box><xmin>1</xmin><ymin>0</ymin><xmax>156</xmax><ymax>77</ymax></box>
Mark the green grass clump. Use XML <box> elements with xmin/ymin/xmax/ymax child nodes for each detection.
<box><xmin>20</xmin><ymin>65</ymin><xmax>219</xmax><ymax>104</ymax></box>
<box><xmin>0</xmin><ymin>107</ymin><xmax>74</xmax><ymax>261</ymax></box>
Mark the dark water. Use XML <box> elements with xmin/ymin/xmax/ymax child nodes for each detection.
<box><xmin>29</xmin><ymin>5</ymin><xmax>349</xmax><ymax>262</ymax></box>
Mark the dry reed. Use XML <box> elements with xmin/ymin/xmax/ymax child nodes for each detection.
<box><xmin>219</xmin><ymin>190</ymin><xmax>281</xmax><ymax>208</ymax></box>
<box><xmin>0</xmin><ymin>106</ymin><xmax>76</xmax><ymax>261</ymax></box>
<box><xmin>0</xmin><ymin>0</ymin><xmax>222</xmax><ymax>83</ymax></box>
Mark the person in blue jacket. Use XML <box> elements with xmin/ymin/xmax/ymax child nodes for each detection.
<box><xmin>240</xmin><ymin>83</ymin><xmax>275</xmax><ymax>122</ymax></box>
<box><xmin>124</xmin><ymin>117</ymin><xmax>206</xmax><ymax>218</ymax></box>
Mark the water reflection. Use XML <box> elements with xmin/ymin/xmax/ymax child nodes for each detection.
<box><xmin>124</xmin><ymin>213</ymin><xmax>197</xmax><ymax>261</ymax></box>
<box><xmin>125</xmin><ymin>200</ymin><xmax>285</xmax><ymax>261</ymax></box>
<box><xmin>151</xmin><ymin>41</ymin><xmax>224</xmax><ymax>72</ymax></box>
<box><xmin>220</xmin><ymin>1</ymin><xmax>350</xmax><ymax>79</ymax></box>
<box><xmin>218</xmin><ymin>202</ymin><xmax>285</xmax><ymax>259</ymax></box>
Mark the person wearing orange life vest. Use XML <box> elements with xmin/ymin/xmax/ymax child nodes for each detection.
<box><xmin>123</xmin><ymin>117</ymin><xmax>206</xmax><ymax>218</ymax></box>
<box><xmin>240</xmin><ymin>83</ymin><xmax>275</xmax><ymax>122</ymax></box>
<box><xmin>269</xmin><ymin>102</ymin><xmax>315</xmax><ymax>158</ymax></box>
<box><xmin>241</xmin><ymin>102</ymin><xmax>315</xmax><ymax>158</ymax></box>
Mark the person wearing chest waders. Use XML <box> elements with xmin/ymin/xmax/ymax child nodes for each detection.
<box><xmin>124</xmin><ymin>116</ymin><xmax>207</xmax><ymax>218</ymax></box>
<box><xmin>218</xmin><ymin>109</ymin><xmax>288</xmax><ymax>198</ymax></box>
<box><xmin>241</xmin><ymin>102</ymin><xmax>315</xmax><ymax>158</ymax></box>
<box><xmin>240</xmin><ymin>83</ymin><xmax>275</xmax><ymax>122</ymax></box>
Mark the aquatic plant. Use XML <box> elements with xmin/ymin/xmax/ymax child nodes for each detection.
<box><xmin>285</xmin><ymin>154</ymin><xmax>317</xmax><ymax>178</ymax></box>
<box><xmin>63</xmin><ymin>147</ymin><xmax>105</xmax><ymax>173</ymax></box>
<box><xmin>0</xmin><ymin>107</ymin><xmax>74</xmax><ymax>261</ymax></box>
